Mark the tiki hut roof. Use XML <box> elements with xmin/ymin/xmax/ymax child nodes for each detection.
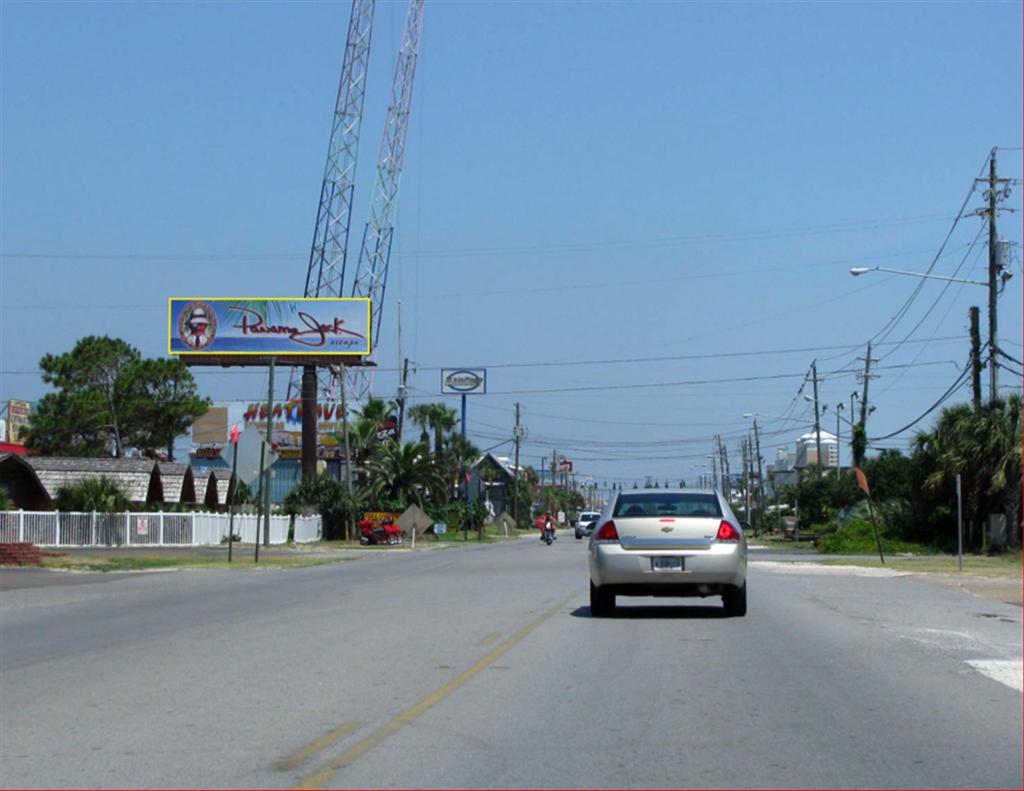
<box><xmin>193</xmin><ymin>470</ymin><xmax>220</xmax><ymax>510</ymax></box>
<box><xmin>0</xmin><ymin>453</ymin><xmax>52</xmax><ymax>510</ymax></box>
<box><xmin>158</xmin><ymin>463</ymin><xmax>197</xmax><ymax>504</ymax></box>
<box><xmin>23</xmin><ymin>457</ymin><xmax>161</xmax><ymax>504</ymax></box>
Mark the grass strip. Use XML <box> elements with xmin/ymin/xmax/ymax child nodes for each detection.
<box><xmin>37</xmin><ymin>554</ymin><xmax>357</xmax><ymax>573</ymax></box>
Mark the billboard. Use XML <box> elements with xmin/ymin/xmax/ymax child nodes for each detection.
<box><xmin>192</xmin><ymin>406</ymin><xmax>229</xmax><ymax>445</ymax></box>
<box><xmin>441</xmin><ymin>369</ymin><xmax>486</xmax><ymax>395</ymax></box>
<box><xmin>6</xmin><ymin>400</ymin><xmax>31</xmax><ymax>444</ymax></box>
<box><xmin>189</xmin><ymin>401</ymin><xmax>366</xmax><ymax>457</ymax></box>
<box><xmin>168</xmin><ymin>298</ymin><xmax>370</xmax><ymax>355</ymax></box>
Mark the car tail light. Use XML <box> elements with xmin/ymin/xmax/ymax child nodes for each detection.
<box><xmin>594</xmin><ymin>520</ymin><xmax>619</xmax><ymax>543</ymax></box>
<box><xmin>716</xmin><ymin>521</ymin><xmax>741</xmax><ymax>542</ymax></box>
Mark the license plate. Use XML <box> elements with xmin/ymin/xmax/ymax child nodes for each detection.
<box><xmin>651</xmin><ymin>556</ymin><xmax>684</xmax><ymax>572</ymax></box>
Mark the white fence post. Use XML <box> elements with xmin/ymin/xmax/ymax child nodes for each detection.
<box><xmin>125</xmin><ymin>512</ymin><xmax>131</xmax><ymax>546</ymax></box>
<box><xmin>18</xmin><ymin>510</ymin><xmax>24</xmax><ymax>543</ymax></box>
<box><xmin>91</xmin><ymin>511</ymin><xmax>97</xmax><ymax>546</ymax></box>
<box><xmin>159</xmin><ymin>512</ymin><xmax>165</xmax><ymax>546</ymax></box>
<box><xmin>55</xmin><ymin>513</ymin><xmax>61</xmax><ymax>546</ymax></box>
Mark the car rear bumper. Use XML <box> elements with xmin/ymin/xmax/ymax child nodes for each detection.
<box><xmin>589</xmin><ymin>542</ymin><xmax>745</xmax><ymax>590</ymax></box>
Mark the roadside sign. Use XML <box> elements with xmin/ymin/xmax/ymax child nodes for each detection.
<box><xmin>137</xmin><ymin>516</ymin><xmax>148</xmax><ymax>536</ymax></box>
<box><xmin>221</xmin><ymin>427</ymin><xmax>277</xmax><ymax>486</ymax></box>
<box><xmin>441</xmin><ymin>369</ymin><xmax>486</xmax><ymax>395</ymax></box>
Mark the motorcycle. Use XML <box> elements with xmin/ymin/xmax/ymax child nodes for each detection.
<box><xmin>540</xmin><ymin>525</ymin><xmax>555</xmax><ymax>545</ymax></box>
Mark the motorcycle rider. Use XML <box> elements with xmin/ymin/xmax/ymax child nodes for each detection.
<box><xmin>542</xmin><ymin>514</ymin><xmax>555</xmax><ymax>544</ymax></box>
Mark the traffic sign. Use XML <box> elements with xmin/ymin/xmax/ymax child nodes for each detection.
<box><xmin>221</xmin><ymin>427</ymin><xmax>277</xmax><ymax>486</ymax></box>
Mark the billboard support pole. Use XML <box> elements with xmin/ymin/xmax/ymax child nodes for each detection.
<box><xmin>461</xmin><ymin>394</ymin><xmax>467</xmax><ymax>438</ymax></box>
<box><xmin>301</xmin><ymin>366</ymin><xmax>318</xmax><ymax>483</ymax></box>
<box><xmin>340</xmin><ymin>372</ymin><xmax>355</xmax><ymax>542</ymax></box>
<box><xmin>262</xmin><ymin>357</ymin><xmax>275</xmax><ymax>548</ymax></box>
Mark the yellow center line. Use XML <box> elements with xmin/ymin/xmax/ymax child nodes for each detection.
<box><xmin>273</xmin><ymin>721</ymin><xmax>362</xmax><ymax>772</ymax></box>
<box><xmin>475</xmin><ymin>631</ymin><xmax>502</xmax><ymax>647</ymax></box>
<box><xmin>292</xmin><ymin>594</ymin><xmax>575</xmax><ymax>790</ymax></box>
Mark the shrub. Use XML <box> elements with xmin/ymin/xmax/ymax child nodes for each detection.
<box><xmin>54</xmin><ymin>476</ymin><xmax>130</xmax><ymax>512</ymax></box>
<box><xmin>817</xmin><ymin>518</ymin><xmax>931</xmax><ymax>554</ymax></box>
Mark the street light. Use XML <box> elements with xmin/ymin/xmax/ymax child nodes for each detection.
<box><xmin>850</xmin><ymin>264</ymin><xmax>1013</xmax><ymax>402</ymax></box>
<box><xmin>849</xmin><ymin>266</ymin><xmax>994</xmax><ymax>287</ymax></box>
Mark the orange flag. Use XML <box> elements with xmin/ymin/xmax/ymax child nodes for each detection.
<box><xmin>854</xmin><ymin>467</ymin><xmax>871</xmax><ymax>496</ymax></box>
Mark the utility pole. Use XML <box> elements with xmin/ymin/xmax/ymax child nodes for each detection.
<box><xmin>974</xmin><ymin>148</ymin><xmax>1014</xmax><ymax>403</ymax></box>
<box><xmin>551</xmin><ymin>452</ymin><xmax>558</xmax><ymax>512</ymax></box>
<box><xmin>742</xmin><ymin>437</ymin><xmax>751</xmax><ymax>522</ymax></box>
<box><xmin>719</xmin><ymin>436</ymin><xmax>726</xmax><ymax>493</ymax></box>
<box><xmin>987</xmin><ymin>151</ymin><xmax>999</xmax><ymax>403</ymax></box>
<box><xmin>721</xmin><ymin>438</ymin><xmax>730</xmax><ymax>500</ymax></box>
<box><xmin>834</xmin><ymin>404</ymin><xmax>843</xmax><ymax>479</ymax></box>
<box><xmin>513</xmin><ymin>402</ymin><xmax>523</xmax><ymax>527</ymax></box>
<box><xmin>859</xmin><ymin>343</ymin><xmax>873</xmax><ymax>425</ymax></box>
<box><xmin>811</xmin><ymin>361</ymin><xmax>823</xmax><ymax>478</ymax></box>
<box><xmin>395</xmin><ymin>357</ymin><xmax>410</xmax><ymax>440</ymax></box>
<box><xmin>853</xmin><ymin>342</ymin><xmax>875</xmax><ymax>468</ymax></box>
<box><xmin>970</xmin><ymin>306</ymin><xmax>983</xmax><ymax>409</ymax></box>
<box><xmin>752</xmin><ymin>417</ymin><xmax>764</xmax><ymax>528</ymax></box>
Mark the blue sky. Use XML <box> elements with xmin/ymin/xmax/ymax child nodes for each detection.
<box><xmin>2</xmin><ymin>0</ymin><xmax>1021</xmax><ymax>486</ymax></box>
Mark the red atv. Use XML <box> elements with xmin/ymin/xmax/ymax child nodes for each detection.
<box><xmin>358</xmin><ymin>519</ymin><xmax>403</xmax><ymax>545</ymax></box>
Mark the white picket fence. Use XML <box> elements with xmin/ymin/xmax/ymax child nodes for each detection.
<box><xmin>0</xmin><ymin>511</ymin><xmax>322</xmax><ymax>547</ymax></box>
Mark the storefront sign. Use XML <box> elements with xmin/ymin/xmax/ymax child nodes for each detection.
<box><xmin>6</xmin><ymin>400</ymin><xmax>31</xmax><ymax>444</ymax></box>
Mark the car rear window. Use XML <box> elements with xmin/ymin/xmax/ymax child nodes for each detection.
<box><xmin>612</xmin><ymin>493</ymin><xmax>722</xmax><ymax>518</ymax></box>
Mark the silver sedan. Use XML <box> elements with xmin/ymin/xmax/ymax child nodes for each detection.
<box><xmin>587</xmin><ymin>489</ymin><xmax>747</xmax><ymax>617</ymax></box>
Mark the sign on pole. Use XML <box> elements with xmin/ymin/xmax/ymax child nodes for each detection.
<box><xmin>441</xmin><ymin>369</ymin><xmax>486</xmax><ymax>395</ymax></box>
<box><xmin>221</xmin><ymin>427</ymin><xmax>277</xmax><ymax>487</ymax></box>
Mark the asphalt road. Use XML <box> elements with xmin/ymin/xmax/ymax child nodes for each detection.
<box><xmin>1</xmin><ymin>537</ymin><xmax>1021</xmax><ymax>789</ymax></box>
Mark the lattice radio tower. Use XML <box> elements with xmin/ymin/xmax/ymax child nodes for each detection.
<box><xmin>294</xmin><ymin>0</ymin><xmax>424</xmax><ymax>406</ymax></box>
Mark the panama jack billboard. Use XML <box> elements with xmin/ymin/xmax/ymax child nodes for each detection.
<box><xmin>168</xmin><ymin>298</ymin><xmax>370</xmax><ymax>355</ymax></box>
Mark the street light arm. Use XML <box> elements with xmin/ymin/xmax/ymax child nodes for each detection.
<box><xmin>849</xmin><ymin>266</ymin><xmax>989</xmax><ymax>287</ymax></box>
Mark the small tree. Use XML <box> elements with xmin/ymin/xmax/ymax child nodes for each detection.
<box><xmin>123</xmin><ymin>358</ymin><xmax>210</xmax><ymax>460</ymax></box>
<box><xmin>27</xmin><ymin>336</ymin><xmax>208</xmax><ymax>459</ymax></box>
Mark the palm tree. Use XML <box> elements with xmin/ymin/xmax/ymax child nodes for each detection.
<box><xmin>430</xmin><ymin>405</ymin><xmax>459</xmax><ymax>460</ymax></box>
<box><xmin>54</xmin><ymin>476</ymin><xmax>130</xmax><ymax>512</ymax></box>
<box><xmin>440</xmin><ymin>433</ymin><xmax>480</xmax><ymax>504</ymax></box>
<box><xmin>407</xmin><ymin>404</ymin><xmax>433</xmax><ymax>451</ymax></box>
<box><xmin>979</xmin><ymin>394</ymin><xmax>1022</xmax><ymax>547</ymax></box>
<box><xmin>406</xmin><ymin>403</ymin><xmax>458</xmax><ymax>458</ymax></box>
<box><xmin>365</xmin><ymin>441</ymin><xmax>442</xmax><ymax>509</ymax></box>
<box><xmin>913</xmin><ymin>396</ymin><xmax>1022</xmax><ymax>552</ymax></box>
<box><xmin>355</xmin><ymin>396</ymin><xmax>393</xmax><ymax>426</ymax></box>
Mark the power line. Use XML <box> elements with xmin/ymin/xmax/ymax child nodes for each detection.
<box><xmin>869</xmin><ymin>152</ymin><xmax>990</xmax><ymax>349</ymax></box>
<box><xmin>0</xmin><ymin>210</ymin><xmax>956</xmax><ymax>263</ymax></box>
<box><xmin>876</xmin><ymin>222</ymin><xmax>987</xmax><ymax>364</ymax></box>
<box><xmin>867</xmin><ymin>366</ymin><xmax>971</xmax><ymax>442</ymax></box>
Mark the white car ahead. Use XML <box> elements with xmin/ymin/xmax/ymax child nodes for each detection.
<box><xmin>574</xmin><ymin>511</ymin><xmax>602</xmax><ymax>540</ymax></box>
<box><xmin>588</xmin><ymin>489</ymin><xmax>747</xmax><ymax>617</ymax></box>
